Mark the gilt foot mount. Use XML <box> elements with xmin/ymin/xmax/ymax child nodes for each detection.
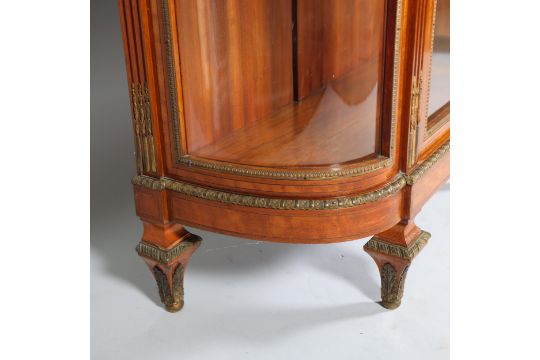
<box><xmin>364</xmin><ymin>230</ymin><xmax>430</xmax><ymax>309</ymax></box>
<box><xmin>136</xmin><ymin>234</ymin><xmax>202</xmax><ymax>312</ymax></box>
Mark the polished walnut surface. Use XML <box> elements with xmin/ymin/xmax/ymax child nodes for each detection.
<box><xmin>176</xmin><ymin>0</ymin><xmax>294</xmax><ymax>152</ymax></box>
<box><xmin>191</xmin><ymin>65</ymin><xmax>380</xmax><ymax>167</ymax></box>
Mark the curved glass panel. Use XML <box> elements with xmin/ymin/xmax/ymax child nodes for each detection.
<box><xmin>428</xmin><ymin>0</ymin><xmax>450</xmax><ymax>115</ymax></box>
<box><xmin>175</xmin><ymin>0</ymin><xmax>387</xmax><ymax>167</ymax></box>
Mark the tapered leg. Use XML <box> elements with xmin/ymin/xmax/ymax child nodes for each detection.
<box><xmin>364</xmin><ymin>221</ymin><xmax>430</xmax><ymax>309</ymax></box>
<box><xmin>136</xmin><ymin>222</ymin><xmax>202</xmax><ymax>312</ymax></box>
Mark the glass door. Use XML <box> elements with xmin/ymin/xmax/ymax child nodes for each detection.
<box><xmin>174</xmin><ymin>0</ymin><xmax>389</xmax><ymax>168</ymax></box>
<box><xmin>428</xmin><ymin>0</ymin><xmax>450</xmax><ymax>116</ymax></box>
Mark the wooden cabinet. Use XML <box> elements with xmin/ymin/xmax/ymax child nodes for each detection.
<box><xmin>118</xmin><ymin>0</ymin><xmax>450</xmax><ymax>312</ymax></box>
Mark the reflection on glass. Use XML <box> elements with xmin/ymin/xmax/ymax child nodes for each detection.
<box><xmin>428</xmin><ymin>0</ymin><xmax>450</xmax><ymax>115</ymax></box>
<box><xmin>176</xmin><ymin>0</ymin><xmax>386</xmax><ymax>167</ymax></box>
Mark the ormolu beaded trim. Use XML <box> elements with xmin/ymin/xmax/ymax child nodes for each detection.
<box><xmin>131</xmin><ymin>175</ymin><xmax>165</xmax><ymax>190</ymax></box>
<box><xmin>136</xmin><ymin>237</ymin><xmax>201</xmax><ymax>264</ymax></box>
<box><xmin>132</xmin><ymin>174</ymin><xmax>405</xmax><ymax>210</ymax></box>
<box><xmin>364</xmin><ymin>231</ymin><xmax>430</xmax><ymax>260</ymax></box>
<box><xmin>132</xmin><ymin>141</ymin><xmax>449</xmax><ymax>210</ymax></box>
<box><xmin>424</xmin><ymin>0</ymin><xmax>439</xmax><ymax>137</ymax></box>
<box><xmin>178</xmin><ymin>157</ymin><xmax>392</xmax><ymax>181</ymax></box>
<box><xmin>163</xmin><ymin>176</ymin><xmax>406</xmax><ymax>210</ymax></box>
<box><xmin>161</xmin><ymin>0</ymin><xmax>183</xmax><ymax>159</ymax></box>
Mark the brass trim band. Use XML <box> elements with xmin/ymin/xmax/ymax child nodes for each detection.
<box><xmin>133</xmin><ymin>175</ymin><xmax>406</xmax><ymax>211</ymax></box>
<box><xmin>387</xmin><ymin>0</ymin><xmax>403</xmax><ymax>162</ymax></box>
<box><xmin>178</xmin><ymin>157</ymin><xmax>392</xmax><ymax>181</ymax></box>
<box><xmin>162</xmin><ymin>176</ymin><xmax>406</xmax><ymax>211</ymax></box>
<box><xmin>132</xmin><ymin>141</ymin><xmax>449</xmax><ymax>210</ymax></box>
<box><xmin>136</xmin><ymin>237</ymin><xmax>202</xmax><ymax>264</ymax></box>
<box><xmin>364</xmin><ymin>231</ymin><xmax>431</xmax><ymax>260</ymax></box>
<box><xmin>160</xmin><ymin>0</ymin><xmax>183</xmax><ymax>160</ymax></box>
<box><xmin>131</xmin><ymin>175</ymin><xmax>165</xmax><ymax>190</ymax></box>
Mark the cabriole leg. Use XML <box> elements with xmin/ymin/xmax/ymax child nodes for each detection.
<box><xmin>135</xmin><ymin>222</ymin><xmax>202</xmax><ymax>312</ymax></box>
<box><xmin>364</xmin><ymin>221</ymin><xmax>430</xmax><ymax>309</ymax></box>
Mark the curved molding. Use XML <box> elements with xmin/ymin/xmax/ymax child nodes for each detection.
<box><xmin>132</xmin><ymin>141</ymin><xmax>449</xmax><ymax>210</ymax></box>
<box><xmin>178</xmin><ymin>157</ymin><xmax>392</xmax><ymax>181</ymax></box>
<box><xmin>162</xmin><ymin>176</ymin><xmax>406</xmax><ymax>211</ymax></box>
<box><xmin>133</xmin><ymin>174</ymin><xmax>405</xmax><ymax>210</ymax></box>
<box><xmin>162</xmin><ymin>0</ymin><xmax>404</xmax><ymax>180</ymax></box>
<box><xmin>131</xmin><ymin>175</ymin><xmax>165</xmax><ymax>190</ymax></box>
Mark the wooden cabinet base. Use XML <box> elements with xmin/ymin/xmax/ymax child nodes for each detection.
<box><xmin>135</xmin><ymin>223</ymin><xmax>202</xmax><ymax>312</ymax></box>
<box><xmin>129</xmin><ymin>140</ymin><xmax>448</xmax><ymax>312</ymax></box>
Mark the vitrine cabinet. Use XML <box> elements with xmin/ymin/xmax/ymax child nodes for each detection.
<box><xmin>118</xmin><ymin>0</ymin><xmax>450</xmax><ymax>312</ymax></box>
